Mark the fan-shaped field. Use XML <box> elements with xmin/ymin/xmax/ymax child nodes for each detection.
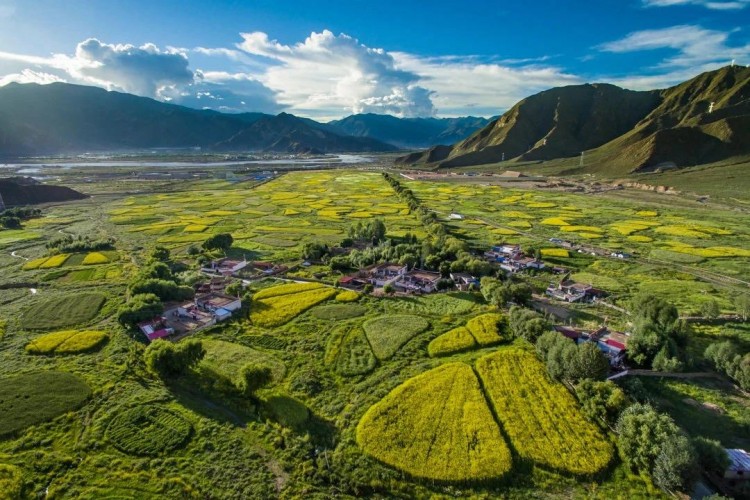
<box><xmin>475</xmin><ymin>349</ymin><xmax>613</xmax><ymax>475</ymax></box>
<box><xmin>356</xmin><ymin>363</ymin><xmax>512</xmax><ymax>481</ymax></box>
<box><xmin>363</xmin><ymin>315</ymin><xmax>430</xmax><ymax>360</ymax></box>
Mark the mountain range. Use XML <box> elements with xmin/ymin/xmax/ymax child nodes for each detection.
<box><xmin>0</xmin><ymin>83</ymin><xmax>489</xmax><ymax>156</ymax></box>
<box><xmin>398</xmin><ymin>65</ymin><xmax>750</xmax><ymax>176</ymax></box>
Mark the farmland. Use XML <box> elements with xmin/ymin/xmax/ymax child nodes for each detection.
<box><xmin>0</xmin><ymin>165</ymin><xmax>746</xmax><ymax>498</ymax></box>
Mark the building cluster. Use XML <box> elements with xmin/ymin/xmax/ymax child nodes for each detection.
<box><xmin>546</xmin><ymin>279</ymin><xmax>608</xmax><ymax>303</ymax></box>
<box><xmin>338</xmin><ymin>262</ymin><xmax>480</xmax><ymax>294</ymax></box>
<box><xmin>483</xmin><ymin>244</ymin><xmax>546</xmax><ymax>274</ymax></box>
<box><xmin>202</xmin><ymin>257</ymin><xmax>287</xmax><ymax>278</ymax></box>
<box><xmin>552</xmin><ymin>324</ymin><xmax>629</xmax><ymax>367</ymax></box>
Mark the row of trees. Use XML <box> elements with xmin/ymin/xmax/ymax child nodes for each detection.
<box><xmin>46</xmin><ymin>233</ymin><xmax>115</xmax><ymax>253</ymax></box>
<box><xmin>705</xmin><ymin>340</ymin><xmax>750</xmax><ymax>390</ymax></box>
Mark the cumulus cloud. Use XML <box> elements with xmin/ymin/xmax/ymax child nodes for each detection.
<box><xmin>171</xmin><ymin>70</ymin><xmax>283</xmax><ymax>113</ymax></box>
<box><xmin>0</xmin><ymin>68</ymin><xmax>65</xmax><ymax>86</ymax></box>
<box><xmin>236</xmin><ymin>30</ymin><xmax>436</xmax><ymax>119</ymax></box>
<box><xmin>392</xmin><ymin>52</ymin><xmax>582</xmax><ymax>117</ymax></box>
<box><xmin>642</xmin><ymin>0</ymin><xmax>749</xmax><ymax>9</ymax></box>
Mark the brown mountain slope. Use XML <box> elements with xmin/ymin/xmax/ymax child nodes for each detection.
<box><xmin>397</xmin><ymin>65</ymin><xmax>750</xmax><ymax>176</ymax></box>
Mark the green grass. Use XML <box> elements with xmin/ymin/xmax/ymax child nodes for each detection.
<box><xmin>19</xmin><ymin>292</ymin><xmax>106</xmax><ymax>330</ymax></box>
<box><xmin>310</xmin><ymin>304</ymin><xmax>367</xmax><ymax>320</ymax></box>
<box><xmin>363</xmin><ymin>315</ymin><xmax>430</xmax><ymax>360</ymax></box>
<box><xmin>326</xmin><ymin>324</ymin><xmax>377</xmax><ymax>376</ymax></box>
<box><xmin>0</xmin><ymin>371</ymin><xmax>91</xmax><ymax>436</ymax></box>
<box><xmin>637</xmin><ymin>377</ymin><xmax>750</xmax><ymax>449</ymax></box>
<box><xmin>383</xmin><ymin>292</ymin><xmax>482</xmax><ymax>316</ymax></box>
<box><xmin>198</xmin><ymin>339</ymin><xmax>286</xmax><ymax>386</ymax></box>
<box><xmin>106</xmin><ymin>405</ymin><xmax>193</xmax><ymax>456</ymax></box>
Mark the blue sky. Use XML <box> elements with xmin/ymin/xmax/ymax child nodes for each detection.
<box><xmin>0</xmin><ymin>0</ymin><xmax>748</xmax><ymax>119</ymax></box>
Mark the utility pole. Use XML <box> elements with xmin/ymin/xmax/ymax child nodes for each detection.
<box><xmin>579</xmin><ymin>151</ymin><xmax>585</xmax><ymax>168</ymax></box>
<box><xmin>708</xmin><ymin>102</ymin><xmax>715</xmax><ymax>113</ymax></box>
<box><xmin>0</xmin><ymin>191</ymin><xmax>5</xmax><ymax>211</ymax></box>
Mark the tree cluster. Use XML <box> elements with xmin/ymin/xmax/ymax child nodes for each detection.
<box><xmin>46</xmin><ymin>234</ymin><xmax>115</xmax><ymax>253</ymax></box>
<box><xmin>627</xmin><ymin>294</ymin><xmax>688</xmax><ymax>370</ymax></box>
<box><xmin>0</xmin><ymin>207</ymin><xmax>41</xmax><ymax>229</ymax></box>
<box><xmin>348</xmin><ymin>219</ymin><xmax>386</xmax><ymax>244</ymax></box>
<box><xmin>508</xmin><ymin>306</ymin><xmax>549</xmax><ymax>343</ymax></box>
<box><xmin>202</xmin><ymin>233</ymin><xmax>233</xmax><ymax>252</ymax></box>
<box><xmin>144</xmin><ymin>339</ymin><xmax>205</xmax><ymax>377</ymax></box>
<box><xmin>575</xmin><ymin>379</ymin><xmax>628</xmax><ymax>427</ymax></box>
<box><xmin>481</xmin><ymin>277</ymin><xmax>532</xmax><ymax>307</ymax></box>
<box><xmin>704</xmin><ymin>340</ymin><xmax>750</xmax><ymax>390</ymax></box>
<box><xmin>535</xmin><ymin>331</ymin><xmax>610</xmax><ymax>382</ymax></box>
<box><xmin>616</xmin><ymin>403</ymin><xmax>699</xmax><ymax>492</ymax></box>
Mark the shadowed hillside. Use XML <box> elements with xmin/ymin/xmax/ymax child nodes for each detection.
<box><xmin>0</xmin><ymin>177</ymin><xmax>87</xmax><ymax>206</ymax></box>
<box><xmin>398</xmin><ymin>66</ymin><xmax>750</xmax><ymax>176</ymax></box>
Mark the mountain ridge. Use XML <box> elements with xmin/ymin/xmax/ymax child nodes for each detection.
<box><xmin>397</xmin><ymin>66</ymin><xmax>750</xmax><ymax>176</ymax></box>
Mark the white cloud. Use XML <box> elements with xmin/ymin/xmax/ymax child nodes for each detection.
<box><xmin>236</xmin><ymin>30</ymin><xmax>436</xmax><ymax>119</ymax></box>
<box><xmin>172</xmin><ymin>70</ymin><xmax>282</xmax><ymax>113</ymax></box>
<box><xmin>642</xmin><ymin>0</ymin><xmax>749</xmax><ymax>9</ymax></box>
<box><xmin>0</xmin><ymin>68</ymin><xmax>66</xmax><ymax>86</ymax></box>
<box><xmin>599</xmin><ymin>25</ymin><xmax>750</xmax><ymax>68</ymax></box>
<box><xmin>392</xmin><ymin>52</ymin><xmax>582</xmax><ymax>117</ymax></box>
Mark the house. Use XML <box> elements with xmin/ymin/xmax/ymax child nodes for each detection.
<box><xmin>204</xmin><ymin>257</ymin><xmax>248</xmax><ymax>275</ymax></box>
<box><xmin>338</xmin><ymin>275</ymin><xmax>368</xmax><ymax>290</ymax></box>
<box><xmin>397</xmin><ymin>270</ymin><xmax>442</xmax><ymax>293</ymax></box>
<box><xmin>138</xmin><ymin>316</ymin><xmax>174</xmax><ymax>342</ymax></box>
<box><xmin>450</xmin><ymin>272</ymin><xmax>479</xmax><ymax>291</ymax></box>
<box><xmin>195</xmin><ymin>292</ymin><xmax>242</xmax><ymax>315</ymax></box>
<box><xmin>725</xmin><ymin>449</ymin><xmax>750</xmax><ymax>480</ymax></box>
<box><xmin>553</xmin><ymin>325</ymin><xmax>584</xmax><ymax>340</ymax></box>
<box><xmin>546</xmin><ymin>279</ymin><xmax>606</xmax><ymax>303</ymax></box>
<box><xmin>365</xmin><ymin>262</ymin><xmax>408</xmax><ymax>287</ymax></box>
<box><xmin>590</xmin><ymin>327</ymin><xmax>629</xmax><ymax>367</ymax></box>
<box><xmin>501</xmin><ymin>256</ymin><xmax>545</xmax><ymax>274</ymax></box>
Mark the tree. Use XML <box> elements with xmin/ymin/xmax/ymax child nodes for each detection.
<box><xmin>150</xmin><ymin>246</ymin><xmax>170</xmax><ymax>262</ymax></box>
<box><xmin>236</xmin><ymin>363</ymin><xmax>273</xmax><ymax>396</ymax></box>
<box><xmin>628</xmin><ymin>295</ymin><xmax>687</xmax><ymax>368</ymax></box>
<box><xmin>652</xmin><ymin>434</ymin><xmax>698</xmax><ymax>492</ymax></box>
<box><xmin>575</xmin><ymin>379</ymin><xmax>628</xmax><ymax>426</ymax></box>
<box><xmin>692</xmin><ymin>437</ymin><xmax>729</xmax><ymax>475</ymax></box>
<box><xmin>509</xmin><ymin>306</ymin><xmax>549</xmax><ymax>343</ymax></box>
<box><xmin>145</xmin><ymin>339</ymin><xmax>205</xmax><ymax>377</ymax></box>
<box><xmin>383</xmin><ymin>283</ymin><xmax>395</xmax><ymax>295</ymax></box>
<box><xmin>225</xmin><ymin>281</ymin><xmax>243</xmax><ymax>297</ymax></box>
<box><xmin>577</xmin><ymin>342</ymin><xmax>611</xmax><ymax>380</ymax></box>
<box><xmin>735</xmin><ymin>294</ymin><xmax>750</xmax><ymax>321</ymax></box>
<box><xmin>616</xmin><ymin>403</ymin><xmax>681</xmax><ymax>474</ymax></box>
<box><xmin>117</xmin><ymin>293</ymin><xmax>163</xmax><ymax>327</ymax></box>
<box><xmin>302</xmin><ymin>242</ymin><xmax>328</xmax><ymax>261</ymax></box>
<box><xmin>652</xmin><ymin>345</ymin><xmax>684</xmax><ymax>372</ymax></box>
<box><xmin>700</xmin><ymin>300</ymin><xmax>720</xmax><ymax>320</ymax></box>
<box><xmin>202</xmin><ymin>233</ymin><xmax>233</xmax><ymax>251</ymax></box>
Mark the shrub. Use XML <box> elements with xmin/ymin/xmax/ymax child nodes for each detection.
<box><xmin>236</xmin><ymin>364</ymin><xmax>273</xmax><ymax>396</ymax></box>
<box><xmin>145</xmin><ymin>339</ymin><xmax>205</xmax><ymax>378</ymax></box>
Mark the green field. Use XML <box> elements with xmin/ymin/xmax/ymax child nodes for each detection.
<box><xmin>0</xmin><ymin>166</ymin><xmax>745</xmax><ymax>498</ymax></box>
<box><xmin>0</xmin><ymin>371</ymin><xmax>91</xmax><ymax>436</ymax></box>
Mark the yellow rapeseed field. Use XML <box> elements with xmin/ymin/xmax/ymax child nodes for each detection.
<box><xmin>427</xmin><ymin>327</ymin><xmax>476</xmax><ymax>357</ymax></box>
<box><xmin>476</xmin><ymin>349</ymin><xmax>613</xmax><ymax>475</ymax></box>
<box><xmin>357</xmin><ymin>363</ymin><xmax>512</xmax><ymax>481</ymax></box>
<box><xmin>82</xmin><ymin>252</ymin><xmax>110</xmax><ymax>265</ymax></box>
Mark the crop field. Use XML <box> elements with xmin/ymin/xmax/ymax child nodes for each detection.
<box><xmin>106</xmin><ymin>171</ymin><xmax>423</xmax><ymax>260</ymax></box>
<box><xmin>428</xmin><ymin>313</ymin><xmax>506</xmax><ymax>356</ymax></box>
<box><xmin>106</xmin><ymin>405</ymin><xmax>193</xmax><ymax>456</ymax></box>
<box><xmin>326</xmin><ymin>323</ymin><xmax>377</xmax><ymax>376</ymax></box>
<box><xmin>475</xmin><ymin>349</ymin><xmax>613</xmax><ymax>475</ymax></box>
<box><xmin>357</xmin><ymin>363</ymin><xmax>512</xmax><ymax>481</ymax></box>
<box><xmin>250</xmin><ymin>285</ymin><xmax>338</xmax><ymax>327</ymax></box>
<box><xmin>19</xmin><ymin>292</ymin><xmax>106</xmax><ymax>330</ymax></box>
<box><xmin>405</xmin><ymin>178</ymin><xmax>750</xmax><ymax>311</ymax></box>
<box><xmin>0</xmin><ymin>371</ymin><xmax>91</xmax><ymax>436</ymax></box>
<box><xmin>310</xmin><ymin>303</ymin><xmax>367</xmax><ymax>320</ymax></box>
<box><xmin>25</xmin><ymin>330</ymin><xmax>107</xmax><ymax>354</ymax></box>
<box><xmin>199</xmin><ymin>339</ymin><xmax>286</xmax><ymax>385</ymax></box>
<box><xmin>363</xmin><ymin>315</ymin><xmax>430</xmax><ymax>360</ymax></box>
<box><xmin>383</xmin><ymin>291</ymin><xmax>482</xmax><ymax>316</ymax></box>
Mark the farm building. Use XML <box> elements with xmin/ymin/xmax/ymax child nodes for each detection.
<box><xmin>725</xmin><ymin>449</ymin><xmax>750</xmax><ymax>480</ymax></box>
<box><xmin>546</xmin><ymin>279</ymin><xmax>607</xmax><ymax>303</ymax></box>
<box><xmin>364</xmin><ymin>262</ymin><xmax>408</xmax><ymax>287</ymax></box>
<box><xmin>500</xmin><ymin>256</ymin><xmax>545</xmax><ymax>274</ymax></box>
<box><xmin>195</xmin><ymin>292</ymin><xmax>242</xmax><ymax>313</ymax></box>
<box><xmin>450</xmin><ymin>272</ymin><xmax>479</xmax><ymax>291</ymax></box>
<box><xmin>552</xmin><ymin>325</ymin><xmax>629</xmax><ymax>367</ymax></box>
<box><xmin>204</xmin><ymin>257</ymin><xmax>248</xmax><ymax>275</ymax></box>
<box><xmin>138</xmin><ymin>317</ymin><xmax>175</xmax><ymax>342</ymax></box>
<box><xmin>338</xmin><ymin>275</ymin><xmax>369</xmax><ymax>290</ymax></box>
<box><xmin>396</xmin><ymin>270</ymin><xmax>442</xmax><ymax>293</ymax></box>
